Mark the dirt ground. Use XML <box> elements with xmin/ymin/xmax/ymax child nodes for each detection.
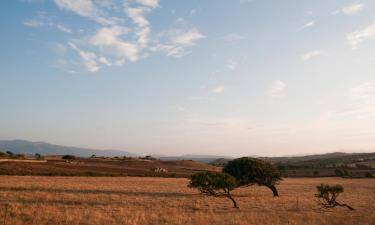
<box><xmin>0</xmin><ymin>176</ymin><xmax>374</xmax><ymax>225</ymax></box>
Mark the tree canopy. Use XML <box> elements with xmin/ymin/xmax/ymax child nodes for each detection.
<box><xmin>223</xmin><ymin>157</ymin><xmax>282</xmax><ymax>197</ymax></box>
<box><xmin>189</xmin><ymin>172</ymin><xmax>239</xmax><ymax>208</ymax></box>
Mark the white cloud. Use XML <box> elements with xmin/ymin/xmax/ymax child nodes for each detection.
<box><xmin>302</xmin><ymin>20</ymin><xmax>315</xmax><ymax>29</ymax></box>
<box><xmin>226</xmin><ymin>60</ymin><xmax>238</xmax><ymax>70</ymax></box>
<box><xmin>23</xmin><ymin>19</ymin><xmax>44</xmax><ymax>27</ymax></box>
<box><xmin>336</xmin><ymin>82</ymin><xmax>375</xmax><ymax>119</ymax></box>
<box><xmin>54</xmin><ymin>0</ymin><xmax>97</xmax><ymax>17</ymax></box>
<box><xmin>56</xmin><ymin>24</ymin><xmax>72</xmax><ymax>33</ymax></box>
<box><xmin>136</xmin><ymin>0</ymin><xmax>158</xmax><ymax>8</ymax></box>
<box><xmin>269</xmin><ymin>80</ymin><xmax>286</xmax><ymax>98</ymax></box>
<box><xmin>68</xmin><ymin>42</ymin><xmax>100</xmax><ymax>72</ymax></box>
<box><xmin>301</xmin><ymin>50</ymin><xmax>322</xmax><ymax>61</ymax></box>
<box><xmin>221</xmin><ymin>33</ymin><xmax>247</xmax><ymax>42</ymax></box>
<box><xmin>151</xmin><ymin>44</ymin><xmax>187</xmax><ymax>58</ymax></box>
<box><xmin>49</xmin><ymin>0</ymin><xmax>205</xmax><ymax>72</ymax></box>
<box><xmin>212</xmin><ymin>86</ymin><xmax>225</xmax><ymax>94</ymax></box>
<box><xmin>54</xmin><ymin>0</ymin><xmax>116</xmax><ymax>25</ymax></box>
<box><xmin>153</xmin><ymin>28</ymin><xmax>205</xmax><ymax>58</ymax></box>
<box><xmin>124</xmin><ymin>6</ymin><xmax>151</xmax><ymax>47</ymax></box>
<box><xmin>351</xmin><ymin>82</ymin><xmax>375</xmax><ymax>100</ymax></box>
<box><xmin>171</xmin><ymin>29</ymin><xmax>206</xmax><ymax>46</ymax></box>
<box><xmin>341</xmin><ymin>3</ymin><xmax>365</xmax><ymax>15</ymax></box>
<box><xmin>347</xmin><ymin>22</ymin><xmax>375</xmax><ymax>49</ymax></box>
<box><xmin>89</xmin><ymin>25</ymin><xmax>139</xmax><ymax>62</ymax></box>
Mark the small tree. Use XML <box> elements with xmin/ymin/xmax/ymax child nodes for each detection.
<box><xmin>62</xmin><ymin>155</ymin><xmax>76</xmax><ymax>160</ymax></box>
<box><xmin>365</xmin><ymin>172</ymin><xmax>374</xmax><ymax>178</ymax></box>
<box><xmin>189</xmin><ymin>172</ymin><xmax>239</xmax><ymax>208</ymax></box>
<box><xmin>35</xmin><ymin>153</ymin><xmax>42</xmax><ymax>160</ymax></box>
<box><xmin>223</xmin><ymin>157</ymin><xmax>282</xmax><ymax>197</ymax></box>
<box><xmin>315</xmin><ymin>184</ymin><xmax>354</xmax><ymax>210</ymax></box>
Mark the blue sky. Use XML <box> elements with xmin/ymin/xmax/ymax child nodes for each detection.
<box><xmin>1</xmin><ymin>0</ymin><xmax>375</xmax><ymax>156</ymax></box>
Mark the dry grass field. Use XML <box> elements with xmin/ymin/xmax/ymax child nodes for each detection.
<box><xmin>0</xmin><ymin>176</ymin><xmax>374</xmax><ymax>225</ymax></box>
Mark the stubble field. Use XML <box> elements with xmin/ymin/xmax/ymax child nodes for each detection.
<box><xmin>0</xmin><ymin>176</ymin><xmax>374</xmax><ymax>225</ymax></box>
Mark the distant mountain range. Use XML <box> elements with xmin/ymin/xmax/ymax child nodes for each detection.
<box><xmin>0</xmin><ymin>140</ymin><xmax>138</xmax><ymax>157</ymax></box>
<box><xmin>0</xmin><ymin>140</ymin><xmax>373</xmax><ymax>166</ymax></box>
<box><xmin>0</xmin><ymin>140</ymin><xmax>231</xmax><ymax>161</ymax></box>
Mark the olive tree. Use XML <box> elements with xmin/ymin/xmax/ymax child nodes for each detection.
<box><xmin>223</xmin><ymin>157</ymin><xmax>282</xmax><ymax>197</ymax></box>
<box><xmin>189</xmin><ymin>172</ymin><xmax>239</xmax><ymax>208</ymax></box>
<box><xmin>315</xmin><ymin>184</ymin><xmax>354</xmax><ymax>210</ymax></box>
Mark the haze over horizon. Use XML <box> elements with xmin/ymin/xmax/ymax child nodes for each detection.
<box><xmin>1</xmin><ymin>0</ymin><xmax>375</xmax><ymax>157</ymax></box>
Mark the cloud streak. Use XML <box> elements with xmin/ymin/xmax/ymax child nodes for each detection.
<box><xmin>347</xmin><ymin>21</ymin><xmax>375</xmax><ymax>49</ymax></box>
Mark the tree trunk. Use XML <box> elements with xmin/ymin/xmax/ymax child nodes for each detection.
<box><xmin>227</xmin><ymin>193</ymin><xmax>239</xmax><ymax>208</ymax></box>
<box><xmin>267</xmin><ymin>185</ymin><xmax>279</xmax><ymax>197</ymax></box>
<box><xmin>337</xmin><ymin>203</ymin><xmax>355</xmax><ymax>211</ymax></box>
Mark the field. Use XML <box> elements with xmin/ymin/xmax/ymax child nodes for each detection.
<box><xmin>0</xmin><ymin>176</ymin><xmax>374</xmax><ymax>225</ymax></box>
<box><xmin>0</xmin><ymin>158</ymin><xmax>220</xmax><ymax>177</ymax></box>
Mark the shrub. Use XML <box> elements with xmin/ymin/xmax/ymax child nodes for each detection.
<box><xmin>335</xmin><ymin>168</ymin><xmax>351</xmax><ymax>178</ymax></box>
<box><xmin>189</xmin><ymin>172</ymin><xmax>239</xmax><ymax>208</ymax></box>
<box><xmin>223</xmin><ymin>157</ymin><xmax>282</xmax><ymax>197</ymax></box>
<box><xmin>365</xmin><ymin>172</ymin><xmax>374</xmax><ymax>178</ymax></box>
<box><xmin>35</xmin><ymin>153</ymin><xmax>42</xmax><ymax>160</ymax></box>
<box><xmin>315</xmin><ymin>184</ymin><xmax>354</xmax><ymax>210</ymax></box>
<box><xmin>62</xmin><ymin>155</ymin><xmax>76</xmax><ymax>160</ymax></box>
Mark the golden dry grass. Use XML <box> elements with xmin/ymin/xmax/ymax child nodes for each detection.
<box><xmin>0</xmin><ymin>176</ymin><xmax>374</xmax><ymax>225</ymax></box>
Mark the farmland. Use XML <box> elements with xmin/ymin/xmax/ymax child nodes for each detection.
<box><xmin>0</xmin><ymin>176</ymin><xmax>374</xmax><ymax>225</ymax></box>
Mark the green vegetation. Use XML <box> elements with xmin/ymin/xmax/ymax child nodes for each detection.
<box><xmin>315</xmin><ymin>184</ymin><xmax>354</xmax><ymax>210</ymax></box>
<box><xmin>223</xmin><ymin>157</ymin><xmax>282</xmax><ymax>197</ymax></box>
<box><xmin>365</xmin><ymin>172</ymin><xmax>374</xmax><ymax>178</ymax></box>
<box><xmin>189</xmin><ymin>172</ymin><xmax>239</xmax><ymax>208</ymax></box>
<box><xmin>335</xmin><ymin>168</ymin><xmax>352</xmax><ymax>178</ymax></box>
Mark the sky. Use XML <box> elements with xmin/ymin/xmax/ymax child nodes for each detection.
<box><xmin>0</xmin><ymin>0</ymin><xmax>375</xmax><ymax>157</ymax></box>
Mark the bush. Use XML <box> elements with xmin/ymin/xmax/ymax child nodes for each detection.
<box><xmin>62</xmin><ymin>155</ymin><xmax>76</xmax><ymax>160</ymax></box>
<box><xmin>365</xmin><ymin>172</ymin><xmax>374</xmax><ymax>178</ymax></box>
<box><xmin>189</xmin><ymin>172</ymin><xmax>239</xmax><ymax>208</ymax></box>
<box><xmin>223</xmin><ymin>157</ymin><xmax>282</xmax><ymax>197</ymax></box>
<box><xmin>35</xmin><ymin>153</ymin><xmax>42</xmax><ymax>160</ymax></box>
<box><xmin>315</xmin><ymin>184</ymin><xmax>354</xmax><ymax>210</ymax></box>
<box><xmin>334</xmin><ymin>168</ymin><xmax>351</xmax><ymax>178</ymax></box>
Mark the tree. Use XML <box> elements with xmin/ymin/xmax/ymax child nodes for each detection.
<box><xmin>365</xmin><ymin>172</ymin><xmax>374</xmax><ymax>178</ymax></box>
<box><xmin>62</xmin><ymin>155</ymin><xmax>76</xmax><ymax>160</ymax></box>
<box><xmin>315</xmin><ymin>184</ymin><xmax>354</xmax><ymax>210</ymax></box>
<box><xmin>223</xmin><ymin>157</ymin><xmax>282</xmax><ymax>197</ymax></box>
<box><xmin>35</xmin><ymin>153</ymin><xmax>42</xmax><ymax>160</ymax></box>
<box><xmin>189</xmin><ymin>172</ymin><xmax>239</xmax><ymax>208</ymax></box>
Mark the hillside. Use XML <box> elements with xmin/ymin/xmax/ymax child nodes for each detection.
<box><xmin>0</xmin><ymin>140</ymin><xmax>138</xmax><ymax>157</ymax></box>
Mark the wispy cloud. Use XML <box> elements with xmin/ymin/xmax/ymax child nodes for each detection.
<box><xmin>221</xmin><ymin>33</ymin><xmax>247</xmax><ymax>42</ymax></box>
<box><xmin>54</xmin><ymin>0</ymin><xmax>117</xmax><ymax>25</ymax></box>
<box><xmin>152</xmin><ymin>27</ymin><xmax>205</xmax><ymax>58</ymax></box>
<box><xmin>333</xmin><ymin>3</ymin><xmax>365</xmax><ymax>15</ymax></box>
<box><xmin>212</xmin><ymin>85</ymin><xmax>225</xmax><ymax>94</ymax></box>
<box><xmin>337</xmin><ymin>82</ymin><xmax>375</xmax><ymax>119</ymax></box>
<box><xmin>56</xmin><ymin>24</ymin><xmax>72</xmax><ymax>33</ymax></box>
<box><xmin>269</xmin><ymin>80</ymin><xmax>286</xmax><ymax>98</ymax></box>
<box><xmin>137</xmin><ymin>0</ymin><xmax>159</xmax><ymax>8</ymax></box>
<box><xmin>301</xmin><ymin>50</ymin><xmax>322</xmax><ymax>61</ymax></box>
<box><xmin>170</xmin><ymin>29</ymin><xmax>206</xmax><ymax>46</ymax></box>
<box><xmin>46</xmin><ymin>0</ymin><xmax>205</xmax><ymax>72</ymax></box>
<box><xmin>68</xmin><ymin>42</ymin><xmax>100</xmax><ymax>72</ymax></box>
<box><xmin>226</xmin><ymin>60</ymin><xmax>238</xmax><ymax>70</ymax></box>
<box><xmin>347</xmin><ymin>21</ymin><xmax>375</xmax><ymax>49</ymax></box>
<box><xmin>302</xmin><ymin>20</ymin><xmax>315</xmax><ymax>29</ymax></box>
<box><xmin>23</xmin><ymin>19</ymin><xmax>44</xmax><ymax>27</ymax></box>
